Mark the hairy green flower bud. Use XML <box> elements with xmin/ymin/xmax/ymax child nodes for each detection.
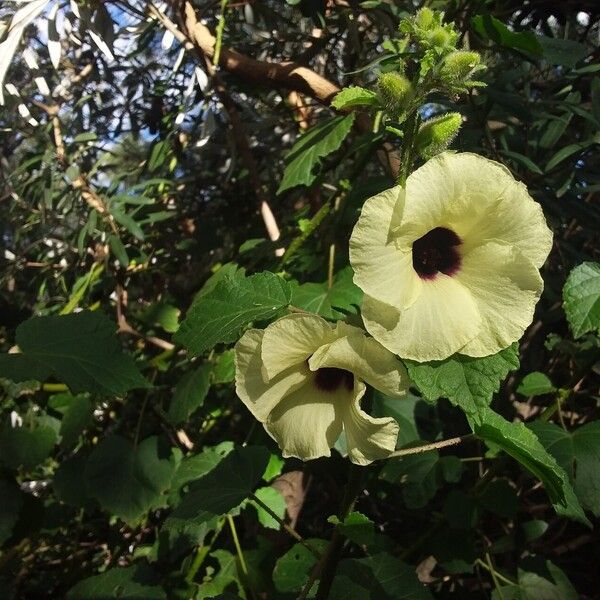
<box><xmin>414</xmin><ymin>7</ymin><xmax>435</xmax><ymax>30</ymax></box>
<box><xmin>427</xmin><ymin>26</ymin><xmax>453</xmax><ymax>48</ymax></box>
<box><xmin>377</xmin><ymin>72</ymin><xmax>413</xmax><ymax>118</ymax></box>
<box><xmin>440</xmin><ymin>50</ymin><xmax>482</xmax><ymax>83</ymax></box>
<box><xmin>415</xmin><ymin>113</ymin><xmax>462</xmax><ymax>159</ymax></box>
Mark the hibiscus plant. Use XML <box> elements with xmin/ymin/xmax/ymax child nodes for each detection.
<box><xmin>0</xmin><ymin>2</ymin><xmax>598</xmax><ymax>599</ymax></box>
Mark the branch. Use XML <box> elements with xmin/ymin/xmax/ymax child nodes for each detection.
<box><xmin>163</xmin><ymin>1</ymin><xmax>400</xmax><ymax>178</ymax></box>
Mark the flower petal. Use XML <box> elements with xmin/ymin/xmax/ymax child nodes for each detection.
<box><xmin>402</xmin><ymin>153</ymin><xmax>552</xmax><ymax>268</ymax></box>
<box><xmin>350</xmin><ymin>187</ymin><xmax>422</xmax><ymax>310</ymax></box>
<box><xmin>462</xmin><ymin>179</ymin><xmax>553</xmax><ymax>269</ymax></box>
<box><xmin>341</xmin><ymin>381</ymin><xmax>399</xmax><ymax>465</ymax></box>
<box><xmin>308</xmin><ymin>333</ymin><xmax>410</xmax><ymax>398</ymax></box>
<box><xmin>261</xmin><ymin>314</ymin><xmax>336</xmax><ymax>380</ymax></box>
<box><xmin>265</xmin><ymin>382</ymin><xmax>344</xmax><ymax>461</ymax></box>
<box><xmin>456</xmin><ymin>242</ymin><xmax>544</xmax><ymax>357</ymax></box>
<box><xmin>361</xmin><ymin>275</ymin><xmax>482</xmax><ymax>361</ymax></box>
<box><xmin>235</xmin><ymin>329</ymin><xmax>308</xmax><ymax>421</ymax></box>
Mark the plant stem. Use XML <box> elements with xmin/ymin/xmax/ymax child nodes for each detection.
<box><xmin>227</xmin><ymin>513</ymin><xmax>255</xmax><ymax>599</ymax></box>
<box><xmin>397</xmin><ymin>110</ymin><xmax>420</xmax><ymax>186</ymax></box>
<box><xmin>185</xmin><ymin>516</ymin><xmax>226</xmax><ymax>584</ymax></box>
<box><xmin>477</xmin><ymin>554</ymin><xmax>517</xmax><ymax>588</ymax></box>
<box><xmin>313</xmin><ymin>463</ymin><xmax>365</xmax><ymax>600</ymax></box>
<box><xmin>249</xmin><ymin>493</ymin><xmax>321</xmax><ymax>558</ymax></box>
<box><xmin>387</xmin><ymin>435</ymin><xmax>468</xmax><ymax>459</ymax></box>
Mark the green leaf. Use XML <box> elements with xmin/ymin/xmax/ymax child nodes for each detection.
<box><xmin>517</xmin><ymin>372</ymin><xmax>556</xmax><ymax>397</ymax></box>
<box><xmin>529</xmin><ymin>421</ymin><xmax>600</xmax><ymax>517</ymax></box>
<box><xmin>251</xmin><ymin>486</ymin><xmax>286</xmax><ymax>529</ymax></box>
<box><xmin>108</xmin><ymin>234</ymin><xmax>129</xmax><ymax>267</ymax></box>
<box><xmin>0</xmin><ymin>424</ymin><xmax>56</xmax><ymax>470</ymax></box>
<box><xmin>329</xmin><ymin>553</ymin><xmax>434</xmax><ymax>599</ymax></box>
<box><xmin>472</xmin><ymin>15</ymin><xmax>542</xmax><ymax>58</ymax></box>
<box><xmin>196</xmin><ymin>549</ymin><xmax>244</xmax><ymax>599</ymax></box>
<box><xmin>54</xmin><ymin>452</ymin><xmax>93</xmax><ymax>507</ymax></box>
<box><xmin>139</xmin><ymin>302</ymin><xmax>180</xmax><ymax>333</ymax></box>
<box><xmin>212</xmin><ymin>350</ymin><xmax>235</xmax><ymax>384</ymax></box>
<box><xmin>563</xmin><ymin>262</ymin><xmax>600</xmax><ymax>338</ymax></box>
<box><xmin>539</xmin><ymin>114</ymin><xmax>572</xmax><ymax>149</ymax></box>
<box><xmin>380</xmin><ymin>450</ymin><xmax>458</xmax><ymax>509</ymax></box>
<box><xmin>500</xmin><ymin>149</ymin><xmax>544</xmax><ymax>175</ymax></box>
<box><xmin>469</xmin><ymin>408</ymin><xmax>589</xmax><ymax>526</ymax></box>
<box><xmin>0</xmin><ymin>479</ymin><xmax>23</xmax><ymax>545</ymax></box>
<box><xmin>85</xmin><ymin>435</ymin><xmax>175</xmax><ymax>524</ymax></box>
<box><xmin>168</xmin><ymin>441</ymin><xmax>233</xmax><ymax>505</ymax></box>
<box><xmin>272</xmin><ymin>539</ymin><xmax>328</xmax><ymax>592</ymax></box>
<box><xmin>492</xmin><ymin>558</ymin><xmax>578</xmax><ymax>600</ymax></box>
<box><xmin>537</xmin><ymin>36</ymin><xmax>588</xmax><ymax>67</ymax></box>
<box><xmin>167</xmin><ymin>364</ymin><xmax>212</xmax><ymax>425</ymax></box>
<box><xmin>405</xmin><ymin>345</ymin><xmax>519</xmax><ymax>418</ymax></box>
<box><xmin>331</xmin><ymin>87</ymin><xmax>379</xmax><ymax>111</ymax></box>
<box><xmin>545</xmin><ymin>140</ymin><xmax>594</xmax><ymax>171</ymax></box>
<box><xmin>592</xmin><ymin>77</ymin><xmax>600</xmax><ymax>124</ymax></box>
<box><xmin>73</xmin><ymin>132</ymin><xmax>98</xmax><ymax>143</ymax></box>
<box><xmin>291</xmin><ymin>266</ymin><xmax>363</xmax><ymax>319</ymax></box>
<box><xmin>478</xmin><ymin>478</ymin><xmax>518</xmax><ymax>518</ymax></box>
<box><xmin>173</xmin><ymin>445</ymin><xmax>270</xmax><ymax>517</ymax></box>
<box><xmin>59</xmin><ymin>394</ymin><xmax>94</xmax><ymax>449</ymax></box>
<box><xmin>159</xmin><ymin>510</ymin><xmax>219</xmax><ymax>561</ymax></box>
<box><xmin>176</xmin><ymin>272</ymin><xmax>291</xmax><ymax>356</ymax></box>
<box><xmin>0</xmin><ymin>311</ymin><xmax>149</xmax><ymax>395</ymax></box>
<box><xmin>328</xmin><ymin>511</ymin><xmax>376</xmax><ymax>546</ymax></box>
<box><xmin>277</xmin><ymin>114</ymin><xmax>356</xmax><ymax>193</ymax></box>
<box><xmin>66</xmin><ymin>565</ymin><xmax>166</xmax><ymax>600</ymax></box>
<box><xmin>373</xmin><ymin>392</ymin><xmax>422</xmax><ymax>448</ymax></box>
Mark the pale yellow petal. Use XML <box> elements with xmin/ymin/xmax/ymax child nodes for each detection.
<box><xmin>461</xmin><ymin>179</ymin><xmax>553</xmax><ymax>269</ymax></box>
<box><xmin>341</xmin><ymin>381</ymin><xmax>399</xmax><ymax>465</ymax></box>
<box><xmin>265</xmin><ymin>382</ymin><xmax>344</xmax><ymax>461</ymax></box>
<box><xmin>308</xmin><ymin>333</ymin><xmax>410</xmax><ymax>398</ymax></box>
<box><xmin>235</xmin><ymin>329</ymin><xmax>308</xmax><ymax>422</ymax></box>
<box><xmin>350</xmin><ymin>187</ymin><xmax>422</xmax><ymax>310</ymax></box>
<box><xmin>403</xmin><ymin>153</ymin><xmax>552</xmax><ymax>267</ymax></box>
<box><xmin>261</xmin><ymin>314</ymin><xmax>336</xmax><ymax>380</ymax></box>
<box><xmin>394</xmin><ymin>152</ymin><xmax>472</xmax><ymax>246</ymax></box>
<box><xmin>361</xmin><ymin>275</ymin><xmax>482</xmax><ymax>361</ymax></box>
<box><xmin>456</xmin><ymin>242</ymin><xmax>544</xmax><ymax>357</ymax></box>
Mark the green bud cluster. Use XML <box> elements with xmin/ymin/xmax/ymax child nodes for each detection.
<box><xmin>400</xmin><ymin>8</ymin><xmax>458</xmax><ymax>53</ymax></box>
<box><xmin>377</xmin><ymin>72</ymin><xmax>413</xmax><ymax>118</ymax></box>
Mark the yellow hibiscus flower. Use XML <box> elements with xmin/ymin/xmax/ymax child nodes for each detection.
<box><xmin>234</xmin><ymin>313</ymin><xmax>410</xmax><ymax>465</ymax></box>
<box><xmin>350</xmin><ymin>152</ymin><xmax>553</xmax><ymax>361</ymax></box>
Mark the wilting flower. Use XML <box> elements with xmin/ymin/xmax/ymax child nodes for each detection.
<box><xmin>350</xmin><ymin>152</ymin><xmax>553</xmax><ymax>361</ymax></box>
<box><xmin>234</xmin><ymin>314</ymin><xmax>410</xmax><ymax>465</ymax></box>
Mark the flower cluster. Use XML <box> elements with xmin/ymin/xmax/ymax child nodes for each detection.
<box><xmin>234</xmin><ymin>152</ymin><xmax>552</xmax><ymax>465</ymax></box>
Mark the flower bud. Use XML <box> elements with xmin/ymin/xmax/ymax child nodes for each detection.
<box><xmin>414</xmin><ymin>7</ymin><xmax>435</xmax><ymax>30</ymax></box>
<box><xmin>415</xmin><ymin>113</ymin><xmax>462</xmax><ymax>159</ymax></box>
<box><xmin>427</xmin><ymin>26</ymin><xmax>453</xmax><ymax>48</ymax></box>
<box><xmin>440</xmin><ymin>50</ymin><xmax>482</xmax><ymax>83</ymax></box>
<box><xmin>377</xmin><ymin>72</ymin><xmax>413</xmax><ymax>117</ymax></box>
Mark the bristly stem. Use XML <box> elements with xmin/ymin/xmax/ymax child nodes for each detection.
<box><xmin>397</xmin><ymin>109</ymin><xmax>420</xmax><ymax>187</ymax></box>
<box><xmin>387</xmin><ymin>435</ymin><xmax>469</xmax><ymax>459</ymax></box>
<box><xmin>313</xmin><ymin>463</ymin><xmax>366</xmax><ymax>600</ymax></box>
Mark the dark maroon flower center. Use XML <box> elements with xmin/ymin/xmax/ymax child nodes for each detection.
<box><xmin>412</xmin><ymin>227</ymin><xmax>462</xmax><ymax>280</ymax></box>
<box><xmin>314</xmin><ymin>367</ymin><xmax>354</xmax><ymax>393</ymax></box>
